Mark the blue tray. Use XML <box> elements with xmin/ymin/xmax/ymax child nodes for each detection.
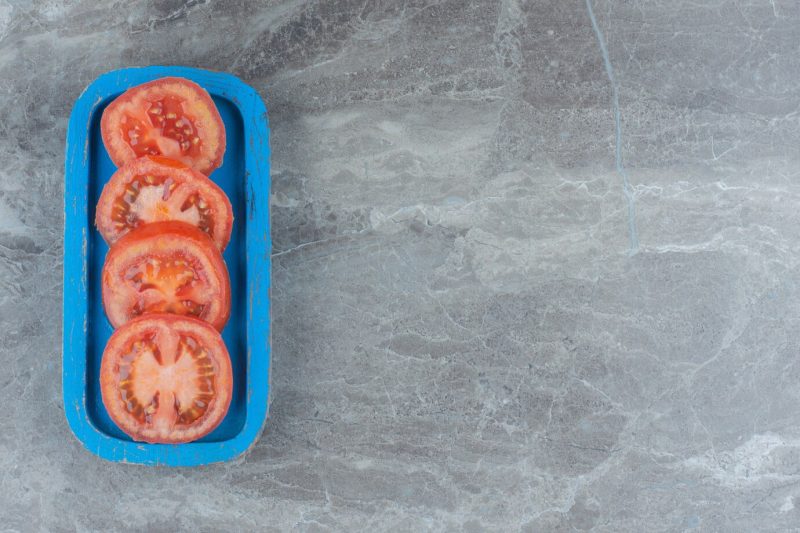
<box><xmin>63</xmin><ymin>66</ymin><xmax>271</xmax><ymax>466</ymax></box>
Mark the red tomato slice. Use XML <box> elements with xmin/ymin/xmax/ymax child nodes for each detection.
<box><xmin>101</xmin><ymin>77</ymin><xmax>226</xmax><ymax>175</ymax></box>
<box><xmin>95</xmin><ymin>155</ymin><xmax>233</xmax><ymax>250</ymax></box>
<box><xmin>100</xmin><ymin>314</ymin><xmax>233</xmax><ymax>444</ymax></box>
<box><xmin>102</xmin><ymin>221</ymin><xmax>231</xmax><ymax>331</ymax></box>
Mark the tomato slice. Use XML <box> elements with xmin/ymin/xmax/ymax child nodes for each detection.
<box><xmin>95</xmin><ymin>155</ymin><xmax>233</xmax><ymax>250</ymax></box>
<box><xmin>102</xmin><ymin>221</ymin><xmax>231</xmax><ymax>331</ymax></box>
<box><xmin>101</xmin><ymin>77</ymin><xmax>226</xmax><ymax>175</ymax></box>
<box><xmin>100</xmin><ymin>314</ymin><xmax>233</xmax><ymax>443</ymax></box>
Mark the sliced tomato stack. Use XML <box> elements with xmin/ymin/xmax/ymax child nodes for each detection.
<box><xmin>100</xmin><ymin>315</ymin><xmax>233</xmax><ymax>444</ymax></box>
<box><xmin>95</xmin><ymin>77</ymin><xmax>234</xmax><ymax>444</ymax></box>
<box><xmin>101</xmin><ymin>221</ymin><xmax>231</xmax><ymax>331</ymax></box>
<box><xmin>96</xmin><ymin>156</ymin><xmax>232</xmax><ymax>249</ymax></box>
<box><xmin>101</xmin><ymin>77</ymin><xmax>225</xmax><ymax>175</ymax></box>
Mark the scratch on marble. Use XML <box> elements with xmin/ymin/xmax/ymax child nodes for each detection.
<box><xmin>380</xmin><ymin>375</ymin><xmax>397</xmax><ymax>418</ymax></box>
<box><xmin>585</xmin><ymin>0</ymin><xmax>639</xmax><ymax>255</ymax></box>
<box><xmin>710</xmin><ymin>135</ymin><xmax>736</xmax><ymax>161</ymax></box>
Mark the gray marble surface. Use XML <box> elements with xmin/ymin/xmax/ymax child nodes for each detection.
<box><xmin>2</xmin><ymin>0</ymin><xmax>800</xmax><ymax>531</ymax></box>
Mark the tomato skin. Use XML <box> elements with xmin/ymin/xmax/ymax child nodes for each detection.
<box><xmin>101</xmin><ymin>221</ymin><xmax>231</xmax><ymax>331</ymax></box>
<box><xmin>101</xmin><ymin>77</ymin><xmax>226</xmax><ymax>175</ymax></box>
<box><xmin>95</xmin><ymin>155</ymin><xmax>233</xmax><ymax>250</ymax></box>
<box><xmin>100</xmin><ymin>314</ymin><xmax>233</xmax><ymax>444</ymax></box>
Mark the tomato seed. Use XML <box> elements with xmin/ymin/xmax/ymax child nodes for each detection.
<box><xmin>162</xmin><ymin>178</ymin><xmax>173</xmax><ymax>200</ymax></box>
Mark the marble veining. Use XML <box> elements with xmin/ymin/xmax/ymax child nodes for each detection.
<box><xmin>2</xmin><ymin>0</ymin><xmax>800</xmax><ymax>531</ymax></box>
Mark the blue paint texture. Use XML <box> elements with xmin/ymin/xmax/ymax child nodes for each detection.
<box><xmin>63</xmin><ymin>66</ymin><xmax>271</xmax><ymax>466</ymax></box>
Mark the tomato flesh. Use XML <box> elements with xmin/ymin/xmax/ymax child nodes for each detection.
<box><xmin>101</xmin><ymin>314</ymin><xmax>233</xmax><ymax>443</ymax></box>
<box><xmin>112</xmin><ymin>174</ymin><xmax>212</xmax><ymax>233</ymax></box>
<box><xmin>125</xmin><ymin>96</ymin><xmax>202</xmax><ymax>158</ymax></box>
<box><xmin>96</xmin><ymin>156</ymin><xmax>233</xmax><ymax>249</ymax></box>
<box><xmin>118</xmin><ymin>335</ymin><xmax>214</xmax><ymax>426</ymax></box>
<box><xmin>101</xmin><ymin>77</ymin><xmax>226</xmax><ymax>175</ymax></box>
<box><xmin>126</xmin><ymin>254</ymin><xmax>207</xmax><ymax>317</ymax></box>
<box><xmin>102</xmin><ymin>221</ymin><xmax>231</xmax><ymax>330</ymax></box>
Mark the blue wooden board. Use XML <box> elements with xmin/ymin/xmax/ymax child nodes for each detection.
<box><xmin>63</xmin><ymin>66</ymin><xmax>271</xmax><ymax>466</ymax></box>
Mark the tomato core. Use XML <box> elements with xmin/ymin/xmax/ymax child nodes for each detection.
<box><xmin>110</xmin><ymin>173</ymin><xmax>213</xmax><ymax>234</ymax></box>
<box><xmin>116</xmin><ymin>333</ymin><xmax>216</xmax><ymax>427</ymax></box>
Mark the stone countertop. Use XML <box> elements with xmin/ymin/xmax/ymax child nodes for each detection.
<box><xmin>2</xmin><ymin>0</ymin><xmax>799</xmax><ymax>531</ymax></box>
